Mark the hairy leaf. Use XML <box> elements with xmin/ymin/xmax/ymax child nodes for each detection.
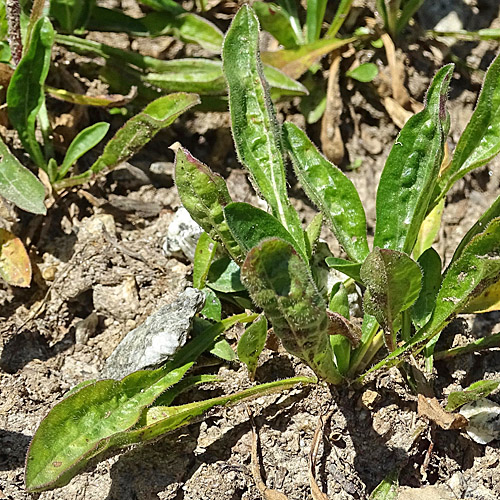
<box><xmin>373</xmin><ymin>65</ymin><xmax>453</xmax><ymax>254</ymax></box>
<box><xmin>175</xmin><ymin>147</ymin><xmax>243</xmax><ymax>263</ymax></box>
<box><xmin>446</xmin><ymin>380</ymin><xmax>500</xmax><ymax>412</ymax></box>
<box><xmin>238</xmin><ymin>315</ymin><xmax>268</xmax><ymax>379</ymax></box>
<box><xmin>7</xmin><ymin>17</ymin><xmax>54</xmax><ymax>170</ymax></box>
<box><xmin>193</xmin><ymin>233</ymin><xmax>218</xmax><ymax>290</ymax></box>
<box><xmin>361</xmin><ymin>248</ymin><xmax>422</xmax><ymax>350</ymax></box>
<box><xmin>283</xmin><ymin>122</ymin><xmax>369</xmax><ymax>262</ymax></box>
<box><xmin>439</xmin><ymin>51</ymin><xmax>500</xmax><ymax>196</ymax></box>
<box><xmin>25</xmin><ymin>363</ymin><xmax>193</xmax><ymax>492</ymax></box>
<box><xmin>224</xmin><ymin>202</ymin><xmax>307</xmax><ymax>261</ymax></box>
<box><xmin>223</xmin><ymin>6</ymin><xmax>306</xmax><ymax>257</ymax></box>
<box><xmin>90</xmin><ymin>93</ymin><xmax>199</xmax><ymax>176</ymax></box>
<box><xmin>0</xmin><ymin>137</ymin><xmax>46</xmax><ymax>214</ymax></box>
<box><xmin>241</xmin><ymin>238</ymin><xmax>342</xmax><ymax>384</ymax></box>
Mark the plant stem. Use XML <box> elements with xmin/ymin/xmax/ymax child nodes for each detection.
<box><xmin>6</xmin><ymin>0</ymin><xmax>23</xmax><ymax>65</ymax></box>
<box><xmin>434</xmin><ymin>332</ymin><xmax>500</xmax><ymax>360</ymax></box>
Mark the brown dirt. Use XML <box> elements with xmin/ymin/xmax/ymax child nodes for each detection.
<box><xmin>1</xmin><ymin>1</ymin><xmax>500</xmax><ymax>499</ymax></box>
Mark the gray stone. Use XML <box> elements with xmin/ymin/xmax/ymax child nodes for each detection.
<box><xmin>102</xmin><ymin>287</ymin><xmax>205</xmax><ymax>379</ymax></box>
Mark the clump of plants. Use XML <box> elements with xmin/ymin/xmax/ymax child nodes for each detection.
<box><xmin>24</xmin><ymin>4</ymin><xmax>500</xmax><ymax>494</ymax></box>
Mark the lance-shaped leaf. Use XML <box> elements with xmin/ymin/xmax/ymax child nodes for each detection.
<box><xmin>283</xmin><ymin>122</ymin><xmax>369</xmax><ymax>262</ymax></box>
<box><xmin>222</xmin><ymin>6</ymin><xmax>306</xmax><ymax>257</ymax></box>
<box><xmin>253</xmin><ymin>1</ymin><xmax>300</xmax><ymax>48</ymax></box>
<box><xmin>361</xmin><ymin>248</ymin><xmax>422</xmax><ymax>351</ymax></box>
<box><xmin>306</xmin><ymin>0</ymin><xmax>327</xmax><ymax>42</ymax></box>
<box><xmin>446</xmin><ymin>380</ymin><xmax>500</xmax><ymax>412</ymax></box>
<box><xmin>193</xmin><ymin>232</ymin><xmax>218</xmax><ymax>290</ymax></box>
<box><xmin>325</xmin><ymin>257</ymin><xmax>362</xmax><ymax>282</ymax></box>
<box><xmin>120</xmin><ymin>376</ymin><xmax>316</xmax><ymax>449</ymax></box>
<box><xmin>237</xmin><ymin>315</ymin><xmax>268</xmax><ymax>379</ymax></box>
<box><xmin>175</xmin><ymin>148</ymin><xmax>243</xmax><ymax>263</ymax></box>
<box><xmin>241</xmin><ymin>238</ymin><xmax>342</xmax><ymax>384</ymax></box>
<box><xmin>224</xmin><ymin>202</ymin><xmax>307</xmax><ymax>261</ymax></box>
<box><xmin>260</xmin><ymin>37</ymin><xmax>355</xmax><ymax>80</ymax></box>
<box><xmin>55</xmin><ymin>94</ymin><xmax>199</xmax><ymax>189</ymax></box>
<box><xmin>373</xmin><ymin>65</ymin><xmax>454</xmax><ymax>254</ymax></box>
<box><xmin>7</xmin><ymin>17</ymin><xmax>54</xmax><ymax>170</ymax></box>
<box><xmin>0</xmin><ymin>137</ymin><xmax>46</xmax><ymax>215</ymax></box>
<box><xmin>410</xmin><ymin>247</ymin><xmax>442</xmax><ymax>329</ymax></box>
<box><xmin>25</xmin><ymin>363</ymin><xmax>193</xmax><ymax>492</ymax></box>
<box><xmin>450</xmin><ymin>194</ymin><xmax>500</xmax><ymax>267</ymax></box>
<box><xmin>57</xmin><ymin>122</ymin><xmax>110</xmax><ymax>180</ymax></box>
<box><xmin>439</xmin><ymin>53</ymin><xmax>500</xmax><ymax>198</ymax></box>
<box><xmin>361</xmin><ymin>218</ymin><xmax>500</xmax><ymax>379</ymax></box>
<box><xmin>50</xmin><ymin>0</ymin><xmax>95</xmax><ymax>32</ymax></box>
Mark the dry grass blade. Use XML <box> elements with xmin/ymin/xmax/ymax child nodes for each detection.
<box><xmin>309</xmin><ymin>410</ymin><xmax>333</xmax><ymax>500</ymax></box>
<box><xmin>321</xmin><ymin>54</ymin><xmax>344</xmax><ymax>164</ymax></box>
<box><xmin>248</xmin><ymin>408</ymin><xmax>289</xmax><ymax>500</ymax></box>
<box><xmin>381</xmin><ymin>33</ymin><xmax>411</xmax><ymax>109</ymax></box>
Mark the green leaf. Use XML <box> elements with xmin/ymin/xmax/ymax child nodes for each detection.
<box><xmin>283</xmin><ymin>122</ymin><xmax>369</xmax><ymax>262</ymax></box>
<box><xmin>325</xmin><ymin>257</ymin><xmax>362</xmax><ymax>282</ymax></box>
<box><xmin>325</xmin><ymin>0</ymin><xmax>354</xmax><ymax>38</ymax></box>
<box><xmin>57</xmin><ymin>122</ymin><xmax>109</xmax><ymax>180</ymax></box>
<box><xmin>126</xmin><ymin>376</ymin><xmax>316</xmax><ymax>453</ymax></box>
<box><xmin>361</xmin><ymin>248</ymin><xmax>422</xmax><ymax>351</ymax></box>
<box><xmin>175</xmin><ymin>148</ymin><xmax>243</xmax><ymax>264</ymax></box>
<box><xmin>263</xmin><ymin>65</ymin><xmax>308</xmax><ymax>96</ymax></box>
<box><xmin>0</xmin><ymin>137</ymin><xmax>46</xmax><ymax>214</ymax></box>
<box><xmin>361</xmin><ymin>218</ymin><xmax>500</xmax><ymax>379</ymax></box>
<box><xmin>305</xmin><ymin>212</ymin><xmax>323</xmax><ymax>260</ymax></box>
<box><xmin>446</xmin><ymin>380</ymin><xmax>500</xmax><ymax>412</ymax></box>
<box><xmin>450</xmin><ymin>194</ymin><xmax>500</xmax><ymax>267</ymax></box>
<box><xmin>89</xmin><ymin>6</ymin><xmax>223</xmax><ymax>53</ymax></box>
<box><xmin>413</xmin><ymin>197</ymin><xmax>444</xmax><ymax>260</ymax></box>
<box><xmin>49</xmin><ymin>0</ymin><xmax>95</xmax><ymax>32</ymax></box>
<box><xmin>439</xmin><ymin>53</ymin><xmax>500</xmax><ymax>198</ymax></box>
<box><xmin>224</xmin><ymin>202</ymin><xmax>308</xmax><ymax>262</ymax></box>
<box><xmin>396</xmin><ymin>0</ymin><xmax>425</xmax><ymax>35</ymax></box>
<box><xmin>410</xmin><ymin>247</ymin><xmax>441</xmax><ymax>329</ymax></box>
<box><xmin>241</xmin><ymin>238</ymin><xmax>342</xmax><ymax>384</ymax></box>
<box><xmin>237</xmin><ymin>315</ymin><xmax>268</xmax><ymax>379</ymax></box>
<box><xmin>253</xmin><ymin>2</ymin><xmax>299</xmax><ymax>48</ymax></box>
<box><xmin>306</xmin><ymin>0</ymin><xmax>327</xmax><ymax>43</ymax></box>
<box><xmin>329</xmin><ymin>282</ymin><xmax>350</xmax><ymax>318</ymax></box>
<box><xmin>223</xmin><ymin>6</ymin><xmax>306</xmax><ymax>257</ymax></box>
<box><xmin>200</xmin><ymin>287</ymin><xmax>221</xmax><ymax>321</ymax></box>
<box><xmin>346</xmin><ymin>62</ymin><xmax>379</xmax><ymax>82</ymax></box>
<box><xmin>207</xmin><ymin>257</ymin><xmax>246</xmax><ymax>293</ymax></box>
<box><xmin>25</xmin><ymin>363</ymin><xmax>193</xmax><ymax>492</ymax></box>
<box><xmin>260</xmin><ymin>37</ymin><xmax>356</xmax><ymax>80</ymax></box>
<box><xmin>7</xmin><ymin>17</ymin><xmax>54</xmax><ymax>171</ymax></box>
<box><xmin>153</xmin><ymin>374</ymin><xmax>219</xmax><ymax>407</ymax></box>
<box><xmin>89</xmin><ymin>93</ymin><xmax>199</xmax><ymax>176</ymax></box>
<box><xmin>369</xmin><ymin>469</ymin><xmax>399</xmax><ymax>500</ymax></box>
<box><xmin>210</xmin><ymin>338</ymin><xmax>236</xmax><ymax>361</ymax></box>
<box><xmin>373</xmin><ymin>64</ymin><xmax>454</xmax><ymax>254</ymax></box>
<box><xmin>329</xmin><ymin>283</ymin><xmax>352</xmax><ymax>375</ymax></box>
<box><xmin>193</xmin><ymin>233</ymin><xmax>218</xmax><ymax>289</ymax></box>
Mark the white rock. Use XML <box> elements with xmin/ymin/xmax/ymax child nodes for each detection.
<box><xmin>163</xmin><ymin>207</ymin><xmax>203</xmax><ymax>262</ymax></box>
<box><xmin>460</xmin><ymin>398</ymin><xmax>500</xmax><ymax>444</ymax></box>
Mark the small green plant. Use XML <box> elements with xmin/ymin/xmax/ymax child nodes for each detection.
<box><xmin>376</xmin><ymin>0</ymin><xmax>425</xmax><ymax>38</ymax></box>
<box><xmin>176</xmin><ymin>5</ymin><xmax>500</xmax><ymax>385</ymax></box>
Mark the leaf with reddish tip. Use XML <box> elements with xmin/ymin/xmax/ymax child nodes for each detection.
<box><xmin>0</xmin><ymin>229</ymin><xmax>32</xmax><ymax>287</ymax></box>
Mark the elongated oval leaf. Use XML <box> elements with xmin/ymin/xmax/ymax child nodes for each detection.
<box><xmin>193</xmin><ymin>232</ymin><xmax>218</xmax><ymax>290</ymax></box>
<box><xmin>222</xmin><ymin>5</ymin><xmax>306</xmax><ymax>257</ymax></box>
<box><xmin>441</xmin><ymin>53</ymin><xmax>500</xmax><ymax>196</ymax></box>
<box><xmin>58</xmin><ymin>122</ymin><xmax>109</xmax><ymax>180</ymax></box>
<box><xmin>260</xmin><ymin>37</ymin><xmax>356</xmax><ymax>80</ymax></box>
<box><xmin>90</xmin><ymin>93</ymin><xmax>199</xmax><ymax>175</ymax></box>
<box><xmin>361</xmin><ymin>248</ymin><xmax>422</xmax><ymax>350</ymax></box>
<box><xmin>446</xmin><ymin>380</ymin><xmax>500</xmax><ymax>412</ymax></box>
<box><xmin>207</xmin><ymin>257</ymin><xmax>245</xmax><ymax>293</ymax></box>
<box><xmin>25</xmin><ymin>363</ymin><xmax>193</xmax><ymax>492</ymax></box>
<box><xmin>0</xmin><ymin>137</ymin><xmax>46</xmax><ymax>214</ymax></box>
<box><xmin>253</xmin><ymin>2</ymin><xmax>299</xmax><ymax>48</ymax></box>
<box><xmin>410</xmin><ymin>247</ymin><xmax>441</xmax><ymax>329</ymax></box>
<box><xmin>224</xmin><ymin>202</ymin><xmax>307</xmax><ymax>261</ymax></box>
<box><xmin>241</xmin><ymin>238</ymin><xmax>342</xmax><ymax>384</ymax></box>
<box><xmin>237</xmin><ymin>315</ymin><xmax>268</xmax><ymax>379</ymax></box>
<box><xmin>0</xmin><ymin>228</ymin><xmax>32</xmax><ymax>287</ymax></box>
<box><xmin>306</xmin><ymin>0</ymin><xmax>327</xmax><ymax>43</ymax></box>
<box><xmin>175</xmin><ymin>147</ymin><xmax>243</xmax><ymax>263</ymax></box>
<box><xmin>283</xmin><ymin>122</ymin><xmax>369</xmax><ymax>262</ymax></box>
<box><xmin>7</xmin><ymin>17</ymin><xmax>54</xmax><ymax>170</ymax></box>
<box><xmin>373</xmin><ymin>65</ymin><xmax>454</xmax><ymax>254</ymax></box>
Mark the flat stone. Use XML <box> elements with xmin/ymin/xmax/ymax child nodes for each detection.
<box><xmin>101</xmin><ymin>287</ymin><xmax>205</xmax><ymax>379</ymax></box>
